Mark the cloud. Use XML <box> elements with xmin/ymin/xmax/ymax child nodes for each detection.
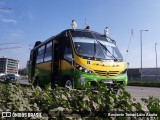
<box><xmin>1</xmin><ymin>18</ymin><xmax>17</xmax><ymax>24</ymax></box>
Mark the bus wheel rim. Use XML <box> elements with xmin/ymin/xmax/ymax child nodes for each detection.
<box><xmin>65</xmin><ymin>80</ymin><xmax>72</xmax><ymax>88</ymax></box>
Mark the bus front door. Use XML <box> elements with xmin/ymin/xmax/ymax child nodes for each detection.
<box><xmin>51</xmin><ymin>42</ymin><xmax>60</xmax><ymax>87</ymax></box>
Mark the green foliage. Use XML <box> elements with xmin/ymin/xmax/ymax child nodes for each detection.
<box><xmin>0</xmin><ymin>83</ymin><xmax>159</xmax><ymax>119</ymax></box>
<box><xmin>18</xmin><ymin>68</ymin><xmax>28</xmax><ymax>75</ymax></box>
<box><xmin>142</xmin><ymin>97</ymin><xmax>160</xmax><ymax>117</ymax></box>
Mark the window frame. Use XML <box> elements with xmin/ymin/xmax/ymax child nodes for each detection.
<box><xmin>44</xmin><ymin>42</ymin><xmax>52</xmax><ymax>62</ymax></box>
<box><xmin>36</xmin><ymin>45</ymin><xmax>45</xmax><ymax>64</ymax></box>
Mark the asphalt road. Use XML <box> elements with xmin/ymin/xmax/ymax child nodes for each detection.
<box><xmin>0</xmin><ymin>77</ymin><xmax>31</xmax><ymax>85</ymax></box>
<box><xmin>125</xmin><ymin>86</ymin><xmax>160</xmax><ymax>99</ymax></box>
<box><xmin>125</xmin><ymin>86</ymin><xmax>160</xmax><ymax>111</ymax></box>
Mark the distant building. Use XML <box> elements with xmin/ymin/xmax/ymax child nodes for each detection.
<box><xmin>0</xmin><ymin>57</ymin><xmax>19</xmax><ymax>76</ymax></box>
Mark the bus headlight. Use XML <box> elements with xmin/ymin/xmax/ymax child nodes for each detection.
<box><xmin>76</xmin><ymin>64</ymin><xmax>92</xmax><ymax>73</ymax></box>
<box><xmin>120</xmin><ymin>69</ymin><xmax>127</xmax><ymax>74</ymax></box>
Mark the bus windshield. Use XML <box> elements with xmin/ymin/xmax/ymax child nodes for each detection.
<box><xmin>73</xmin><ymin>37</ymin><xmax>123</xmax><ymax>61</ymax></box>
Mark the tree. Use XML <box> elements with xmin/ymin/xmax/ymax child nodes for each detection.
<box><xmin>18</xmin><ymin>68</ymin><xmax>28</xmax><ymax>75</ymax></box>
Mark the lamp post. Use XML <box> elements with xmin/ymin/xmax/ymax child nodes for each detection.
<box><xmin>155</xmin><ymin>43</ymin><xmax>158</xmax><ymax>68</ymax></box>
<box><xmin>155</xmin><ymin>43</ymin><xmax>158</xmax><ymax>81</ymax></box>
<box><xmin>140</xmin><ymin>30</ymin><xmax>148</xmax><ymax>82</ymax></box>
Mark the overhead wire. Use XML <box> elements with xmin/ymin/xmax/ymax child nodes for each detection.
<box><xmin>0</xmin><ymin>42</ymin><xmax>22</xmax><ymax>50</ymax></box>
<box><xmin>125</xmin><ymin>29</ymin><xmax>134</xmax><ymax>62</ymax></box>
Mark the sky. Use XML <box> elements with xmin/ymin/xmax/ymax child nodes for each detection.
<box><xmin>0</xmin><ymin>0</ymin><xmax>160</xmax><ymax>69</ymax></box>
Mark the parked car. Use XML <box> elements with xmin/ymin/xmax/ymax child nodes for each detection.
<box><xmin>5</xmin><ymin>74</ymin><xmax>17</xmax><ymax>82</ymax></box>
<box><xmin>0</xmin><ymin>75</ymin><xmax>6</xmax><ymax>80</ymax></box>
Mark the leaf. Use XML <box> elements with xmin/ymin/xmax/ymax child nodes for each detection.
<box><xmin>83</xmin><ymin>95</ymin><xmax>90</xmax><ymax>102</ymax></box>
<box><xmin>19</xmin><ymin>106</ymin><xmax>24</xmax><ymax>111</ymax></box>
<box><xmin>33</xmin><ymin>103</ymin><xmax>38</xmax><ymax>107</ymax></box>
<box><xmin>92</xmin><ymin>101</ymin><xmax>98</xmax><ymax>110</ymax></box>
<box><xmin>61</xmin><ymin>94</ymin><xmax>67</xmax><ymax>100</ymax></box>
<box><xmin>57</xmin><ymin>107</ymin><xmax>65</xmax><ymax>111</ymax></box>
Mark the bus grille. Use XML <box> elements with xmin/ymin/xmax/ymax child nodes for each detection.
<box><xmin>94</xmin><ymin>70</ymin><xmax>119</xmax><ymax>77</ymax></box>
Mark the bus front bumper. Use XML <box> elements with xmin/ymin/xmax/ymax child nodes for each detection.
<box><xmin>74</xmin><ymin>71</ymin><xmax>128</xmax><ymax>89</ymax></box>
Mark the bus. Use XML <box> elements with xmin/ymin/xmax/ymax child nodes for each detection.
<box><xmin>28</xmin><ymin>22</ymin><xmax>127</xmax><ymax>89</ymax></box>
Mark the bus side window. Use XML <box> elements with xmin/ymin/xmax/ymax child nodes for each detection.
<box><xmin>44</xmin><ymin>42</ymin><xmax>52</xmax><ymax>62</ymax></box>
<box><xmin>36</xmin><ymin>45</ymin><xmax>45</xmax><ymax>63</ymax></box>
<box><xmin>64</xmin><ymin>39</ymin><xmax>72</xmax><ymax>60</ymax></box>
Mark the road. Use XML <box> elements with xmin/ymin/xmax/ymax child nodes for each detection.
<box><xmin>125</xmin><ymin>86</ymin><xmax>160</xmax><ymax>100</ymax></box>
<box><xmin>0</xmin><ymin>77</ymin><xmax>31</xmax><ymax>85</ymax></box>
<box><xmin>125</xmin><ymin>86</ymin><xmax>160</xmax><ymax>111</ymax></box>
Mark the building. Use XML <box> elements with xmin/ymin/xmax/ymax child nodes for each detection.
<box><xmin>0</xmin><ymin>57</ymin><xmax>19</xmax><ymax>76</ymax></box>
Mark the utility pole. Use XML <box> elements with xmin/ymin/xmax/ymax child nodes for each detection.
<box><xmin>140</xmin><ymin>30</ymin><xmax>148</xmax><ymax>82</ymax></box>
<box><xmin>155</xmin><ymin>43</ymin><xmax>159</xmax><ymax>82</ymax></box>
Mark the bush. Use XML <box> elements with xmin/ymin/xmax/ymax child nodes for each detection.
<box><xmin>0</xmin><ymin>83</ymin><xmax>159</xmax><ymax>119</ymax></box>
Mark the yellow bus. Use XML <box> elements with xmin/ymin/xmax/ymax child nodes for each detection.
<box><xmin>28</xmin><ymin>22</ymin><xmax>127</xmax><ymax>89</ymax></box>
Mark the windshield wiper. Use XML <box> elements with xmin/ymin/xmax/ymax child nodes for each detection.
<box><xmin>97</xmin><ymin>41</ymin><xmax>118</xmax><ymax>61</ymax></box>
<box><xmin>91</xmin><ymin>32</ymin><xmax>117</xmax><ymax>60</ymax></box>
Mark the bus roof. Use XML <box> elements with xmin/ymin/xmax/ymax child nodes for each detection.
<box><xmin>32</xmin><ymin>29</ymin><xmax>116</xmax><ymax>50</ymax></box>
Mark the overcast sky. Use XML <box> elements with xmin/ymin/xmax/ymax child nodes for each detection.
<box><xmin>0</xmin><ymin>0</ymin><xmax>160</xmax><ymax>68</ymax></box>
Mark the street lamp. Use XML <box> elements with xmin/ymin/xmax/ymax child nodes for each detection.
<box><xmin>140</xmin><ymin>29</ymin><xmax>148</xmax><ymax>82</ymax></box>
<box><xmin>155</xmin><ymin>43</ymin><xmax>158</xmax><ymax>81</ymax></box>
<box><xmin>155</xmin><ymin>43</ymin><xmax>158</xmax><ymax>68</ymax></box>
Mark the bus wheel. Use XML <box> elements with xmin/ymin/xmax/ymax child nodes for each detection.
<box><xmin>64</xmin><ymin>79</ymin><xmax>72</xmax><ymax>89</ymax></box>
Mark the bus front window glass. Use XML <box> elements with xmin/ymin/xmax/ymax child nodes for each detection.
<box><xmin>99</xmin><ymin>41</ymin><xmax>123</xmax><ymax>60</ymax></box>
<box><xmin>73</xmin><ymin>37</ymin><xmax>105</xmax><ymax>59</ymax></box>
<box><xmin>73</xmin><ymin>37</ymin><xmax>123</xmax><ymax>60</ymax></box>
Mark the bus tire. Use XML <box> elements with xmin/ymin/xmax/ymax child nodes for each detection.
<box><xmin>64</xmin><ymin>79</ymin><xmax>72</xmax><ymax>89</ymax></box>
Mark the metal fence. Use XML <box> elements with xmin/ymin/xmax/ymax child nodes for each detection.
<box><xmin>127</xmin><ymin>68</ymin><xmax>160</xmax><ymax>83</ymax></box>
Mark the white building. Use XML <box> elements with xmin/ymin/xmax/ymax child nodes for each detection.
<box><xmin>0</xmin><ymin>57</ymin><xmax>19</xmax><ymax>76</ymax></box>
